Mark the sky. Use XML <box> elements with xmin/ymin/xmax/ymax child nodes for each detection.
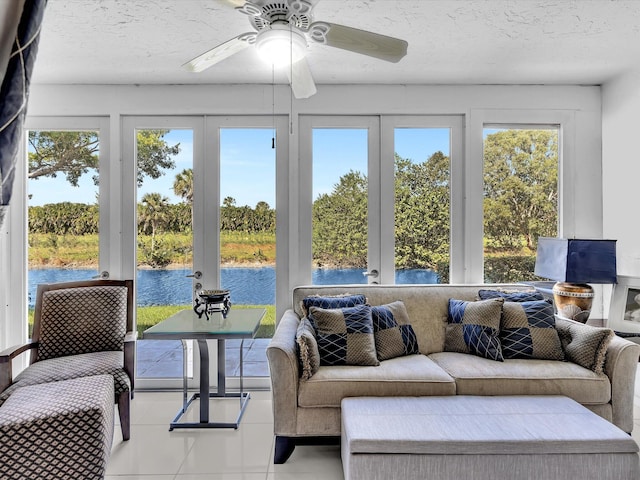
<box><xmin>28</xmin><ymin>127</ymin><xmax>451</xmax><ymax>208</ymax></box>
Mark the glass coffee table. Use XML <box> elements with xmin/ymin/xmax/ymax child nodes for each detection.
<box><xmin>143</xmin><ymin>307</ymin><xmax>265</xmax><ymax>430</ymax></box>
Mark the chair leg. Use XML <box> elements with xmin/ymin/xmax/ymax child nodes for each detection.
<box><xmin>117</xmin><ymin>390</ymin><xmax>131</xmax><ymax>441</ymax></box>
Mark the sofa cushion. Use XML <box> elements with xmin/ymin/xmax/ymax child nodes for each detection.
<box><xmin>298</xmin><ymin>354</ymin><xmax>456</xmax><ymax>408</ymax></box>
<box><xmin>296</xmin><ymin>317</ymin><xmax>320</xmax><ymax>380</ymax></box>
<box><xmin>371</xmin><ymin>301</ymin><xmax>419</xmax><ymax>361</ymax></box>
<box><xmin>445</xmin><ymin>298</ymin><xmax>504</xmax><ymax>361</ymax></box>
<box><xmin>478</xmin><ymin>289</ymin><xmax>544</xmax><ymax>302</ymax></box>
<box><xmin>555</xmin><ymin>318</ymin><xmax>614</xmax><ymax>374</ymax></box>
<box><xmin>301</xmin><ymin>294</ymin><xmax>367</xmax><ymax>317</ymax></box>
<box><xmin>429</xmin><ymin>351</ymin><xmax>611</xmax><ymax>404</ymax></box>
<box><xmin>309</xmin><ymin>304</ymin><xmax>379</xmax><ymax>367</ymax></box>
<box><xmin>501</xmin><ymin>300</ymin><xmax>564</xmax><ymax>360</ymax></box>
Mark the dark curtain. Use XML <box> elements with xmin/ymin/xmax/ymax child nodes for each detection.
<box><xmin>0</xmin><ymin>0</ymin><xmax>47</xmax><ymax>228</ymax></box>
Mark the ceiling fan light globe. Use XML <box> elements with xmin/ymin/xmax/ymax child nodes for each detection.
<box><xmin>256</xmin><ymin>26</ymin><xmax>307</xmax><ymax>67</ymax></box>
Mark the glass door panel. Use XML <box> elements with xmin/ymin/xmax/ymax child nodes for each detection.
<box><xmin>312</xmin><ymin>128</ymin><xmax>370</xmax><ymax>285</ymax></box>
<box><xmin>135</xmin><ymin>128</ymin><xmax>192</xmax><ymax>379</ymax></box>
<box><xmin>394</xmin><ymin>128</ymin><xmax>451</xmax><ymax>284</ymax></box>
<box><xmin>482</xmin><ymin>127</ymin><xmax>559</xmax><ymax>283</ymax></box>
<box><xmin>27</xmin><ymin>128</ymin><xmax>101</xmax><ymax>334</ymax></box>
<box><xmin>219</xmin><ymin>128</ymin><xmax>276</xmax><ymax>378</ymax></box>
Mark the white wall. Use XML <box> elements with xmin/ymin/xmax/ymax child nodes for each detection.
<box><xmin>602</xmin><ymin>71</ymin><xmax>640</xmax><ymax>277</ymax></box>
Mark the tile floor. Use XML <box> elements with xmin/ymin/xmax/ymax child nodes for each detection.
<box><xmin>106</xmin><ymin>369</ymin><xmax>640</xmax><ymax>479</ymax></box>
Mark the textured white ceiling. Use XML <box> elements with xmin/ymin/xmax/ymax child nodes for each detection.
<box><xmin>32</xmin><ymin>0</ymin><xmax>640</xmax><ymax>87</ymax></box>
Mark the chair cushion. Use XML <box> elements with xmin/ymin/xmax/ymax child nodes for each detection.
<box><xmin>0</xmin><ymin>351</ymin><xmax>130</xmax><ymax>405</ymax></box>
<box><xmin>0</xmin><ymin>375</ymin><xmax>114</xmax><ymax>480</ymax></box>
<box><xmin>38</xmin><ymin>286</ymin><xmax>128</xmax><ymax>360</ymax></box>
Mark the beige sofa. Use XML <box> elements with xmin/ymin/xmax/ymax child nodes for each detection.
<box><xmin>266</xmin><ymin>284</ymin><xmax>640</xmax><ymax>463</ymax></box>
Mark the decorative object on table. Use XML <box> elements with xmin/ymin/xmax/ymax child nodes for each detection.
<box><xmin>608</xmin><ymin>275</ymin><xmax>640</xmax><ymax>334</ymax></box>
<box><xmin>534</xmin><ymin>237</ymin><xmax>617</xmax><ymax>322</ymax></box>
<box><xmin>193</xmin><ymin>289</ymin><xmax>231</xmax><ymax>319</ymax></box>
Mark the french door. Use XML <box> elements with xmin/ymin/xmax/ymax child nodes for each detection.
<box><xmin>124</xmin><ymin>116</ymin><xmax>286</xmax><ymax>390</ymax></box>
<box><xmin>299</xmin><ymin>115</ymin><xmax>463</xmax><ymax>285</ymax></box>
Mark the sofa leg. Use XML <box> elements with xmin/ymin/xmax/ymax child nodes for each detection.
<box><xmin>117</xmin><ymin>391</ymin><xmax>131</xmax><ymax>441</ymax></box>
<box><xmin>274</xmin><ymin>436</ymin><xmax>296</xmax><ymax>464</ymax></box>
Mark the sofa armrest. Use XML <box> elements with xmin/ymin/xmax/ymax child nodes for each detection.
<box><xmin>0</xmin><ymin>341</ymin><xmax>38</xmax><ymax>393</ymax></box>
<box><xmin>266</xmin><ymin>309</ymin><xmax>301</xmax><ymax>436</ymax></box>
<box><xmin>603</xmin><ymin>334</ymin><xmax>640</xmax><ymax>433</ymax></box>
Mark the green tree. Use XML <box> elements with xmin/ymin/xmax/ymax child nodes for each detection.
<box><xmin>28</xmin><ymin>130</ymin><xmax>181</xmax><ymax>188</ymax></box>
<box><xmin>483</xmin><ymin>129</ymin><xmax>558</xmax><ymax>251</ymax></box>
<box><xmin>312</xmin><ymin>170</ymin><xmax>368</xmax><ymax>267</ymax></box>
<box><xmin>394</xmin><ymin>152</ymin><xmax>450</xmax><ymax>270</ymax></box>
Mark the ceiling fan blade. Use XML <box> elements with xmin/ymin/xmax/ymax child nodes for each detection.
<box><xmin>183</xmin><ymin>34</ymin><xmax>255</xmax><ymax>72</ymax></box>
<box><xmin>285</xmin><ymin>57</ymin><xmax>317</xmax><ymax>99</ymax></box>
<box><xmin>309</xmin><ymin>22</ymin><xmax>408</xmax><ymax>63</ymax></box>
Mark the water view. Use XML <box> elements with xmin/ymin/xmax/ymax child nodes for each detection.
<box><xmin>28</xmin><ymin>267</ymin><xmax>439</xmax><ymax>307</ymax></box>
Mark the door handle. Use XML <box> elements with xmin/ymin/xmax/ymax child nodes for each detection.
<box><xmin>363</xmin><ymin>269</ymin><xmax>379</xmax><ymax>278</ymax></box>
<box><xmin>186</xmin><ymin>271</ymin><xmax>202</xmax><ymax>279</ymax></box>
<box><xmin>92</xmin><ymin>271</ymin><xmax>109</xmax><ymax>279</ymax></box>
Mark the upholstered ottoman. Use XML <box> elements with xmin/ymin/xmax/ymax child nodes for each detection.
<box><xmin>0</xmin><ymin>374</ymin><xmax>115</xmax><ymax>480</ymax></box>
<box><xmin>341</xmin><ymin>396</ymin><xmax>639</xmax><ymax>480</ymax></box>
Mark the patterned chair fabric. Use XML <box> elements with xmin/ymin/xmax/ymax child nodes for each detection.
<box><xmin>0</xmin><ymin>375</ymin><xmax>115</xmax><ymax>480</ymax></box>
<box><xmin>0</xmin><ymin>279</ymin><xmax>135</xmax><ymax>442</ymax></box>
<box><xmin>37</xmin><ymin>286</ymin><xmax>127</xmax><ymax>360</ymax></box>
<box><xmin>0</xmin><ymin>351</ymin><xmax>130</xmax><ymax>404</ymax></box>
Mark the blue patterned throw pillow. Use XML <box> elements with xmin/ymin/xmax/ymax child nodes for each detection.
<box><xmin>371</xmin><ymin>301</ymin><xmax>419</xmax><ymax>361</ymax></box>
<box><xmin>501</xmin><ymin>300</ymin><xmax>564</xmax><ymax>360</ymax></box>
<box><xmin>301</xmin><ymin>294</ymin><xmax>367</xmax><ymax>317</ymax></box>
<box><xmin>308</xmin><ymin>304</ymin><xmax>379</xmax><ymax>366</ymax></box>
<box><xmin>478</xmin><ymin>289</ymin><xmax>544</xmax><ymax>303</ymax></box>
<box><xmin>445</xmin><ymin>298</ymin><xmax>504</xmax><ymax>361</ymax></box>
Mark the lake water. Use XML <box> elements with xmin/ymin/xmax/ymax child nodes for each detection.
<box><xmin>28</xmin><ymin>267</ymin><xmax>439</xmax><ymax>307</ymax></box>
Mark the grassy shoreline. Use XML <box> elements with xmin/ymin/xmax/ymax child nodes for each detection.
<box><xmin>29</xmin><ymin>304</ymin><xmax>276</xmax><ymax>339</ymax></box>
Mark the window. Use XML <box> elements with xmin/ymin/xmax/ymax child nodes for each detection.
<box><xmin>482</xmin><ymin>126</ymin><xmax>559</xmax><ymax>282</ymax></box>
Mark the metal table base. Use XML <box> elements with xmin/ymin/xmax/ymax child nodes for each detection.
<box><xmin>169</xmin><ymin>338</ymin><xmax>250</xmax><ymax>430</ymax></box>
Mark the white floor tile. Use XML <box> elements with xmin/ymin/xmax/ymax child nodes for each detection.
<box><xmin>108</xmin><ymin>425</ymin><xmax>198</xmax><ymax>476</ymax></box>
<box><xmin>178</xmin><ymin>423</ymin><xmax>274</xmax><ymax>474</ymax></box>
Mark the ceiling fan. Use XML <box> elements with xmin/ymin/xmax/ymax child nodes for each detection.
<box><xmin>183</xmin><ymin>0</ymin><xmax>408</xmax><ymax>99</ymax></box>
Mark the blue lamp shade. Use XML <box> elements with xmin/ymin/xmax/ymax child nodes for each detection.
<box><xmin>534</xmin><ymin>237</ymin><xmax>617</xmax><ymax>284</ymax></box>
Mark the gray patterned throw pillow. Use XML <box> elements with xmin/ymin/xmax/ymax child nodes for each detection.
<box><xmin>501</xmin><ymin>300</ymin><xmax>564</xmax><ymax>360</ymax></box>
<box><xmin>445</xmin><ymin>297</ymin><xmax>504</xmax><ymax>361</ymax></box>
<box><xmin>308</xmin><ymin>304</ymin><xmax>379</xmax><ymax>366</ymax></box>
<box><xmin>296</xmin><ymin>317</ymin><xmax>321</xmax><ymax>380</ymax></box>
<box><xmin>371</xmin><ymin>301</ymin><xmax>419</xmax><ymax>361</ymax></box>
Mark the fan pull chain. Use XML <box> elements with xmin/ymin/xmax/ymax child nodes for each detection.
<box><xmin>272</xmin><ymin>64</ymin><xmax>276</xmax><ymax>149</ymax></box>
<box><xmin>290</xmin><ymin>24</ymin><xmax>294</xmax><ymax>135</ymax></box>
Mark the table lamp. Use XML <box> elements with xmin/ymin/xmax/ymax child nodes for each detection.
<box><xmin>534</xmin><ymin>237</ymin><xmax>617</xmax><ymax>322</ymax></box>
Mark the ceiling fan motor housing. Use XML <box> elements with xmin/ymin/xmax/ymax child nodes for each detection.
<box><xmin>239</xmin><ymin>0</ymin><xmax>314</xmax><ymax>32</ymax></box>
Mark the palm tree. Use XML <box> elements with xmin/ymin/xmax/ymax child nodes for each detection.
<box><xmin>139</xmin><ymin>192</ymin><xmax>170</xmax><ymax>251</ymax></box>
<box><xmin>173</xmin><ymin>168</ymin><xmax>193</xmax><ymax>204</ymax></box>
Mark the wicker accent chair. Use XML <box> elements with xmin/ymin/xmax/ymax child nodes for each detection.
<box><xmin>0</xmin><ymin>279</ymin><xmax>135</xmax><ymax>440</ymax></box>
